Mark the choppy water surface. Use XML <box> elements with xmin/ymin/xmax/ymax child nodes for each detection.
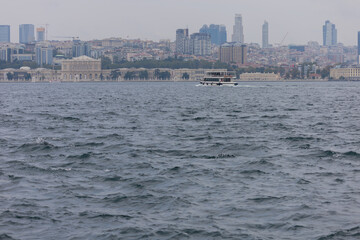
<box><xmin>1</xmin><ymin>81</ymin><xmax>360</xmax><ymax>240</ymax></box>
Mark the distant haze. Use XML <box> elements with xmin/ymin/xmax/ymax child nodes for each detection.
<box><xmin>1</xmin><ymin>0</ymin><xmax>359</xmax><ymax>45</ymax></box>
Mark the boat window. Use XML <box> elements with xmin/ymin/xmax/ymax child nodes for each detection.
<box><xmin>204</xmin><ymin>78</ymin><xmax>219</xmax><ymax>82</ymax></box>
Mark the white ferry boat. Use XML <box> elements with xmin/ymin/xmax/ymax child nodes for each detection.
<box><xmin>200</xmin><ymin>70</ymin><xmax>238</xmax><ymax>86</ymax></box>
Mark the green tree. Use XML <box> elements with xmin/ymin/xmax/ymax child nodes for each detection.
<box><xmin>139</xmin><ymin>70</ymin><xmax>148</xmax><ymax>79</ymax></box>
<box><xmin>320</xmin><ymin>66</ymin><xmax>332</xmax><ymax>79</ymax></box>
<box><xmin>124</xmin><ymin>71</ymin><xmax>136</xmax><ymax>80</ymax></box>
<box><xmin>290</xmin><ymin>68</ymin><xmax>300</xmax><ymax>79</ymax></box>
<box><xmin>110</xmin><ymin>70</ymin><xmax>121</xmax><ymax>80</ymax></box>
<box><xmin>6</xmin><ymin>72</ymin><xmax>13</xmax><ymax>80</ymax></box>
<box><xmin>159</xmin><ymin>71</ymin><xmax>171</xmax><ymax>80</ymax></box>
<box><xmin>182</xmin><ymin>72</ymin><xmax>189</xmax><ymax>80</ymax></box>
<box><xmin>24</xmin><ymin>73</ymin><xmax>31</xmax><ymax>81</ymax></box>
<box><xmin>101</xmin><ymin>57</ymin><xmax>112</xmax><ymax>69</ymax></box>
<box><xmin>154</xmin><ymin>69</ymin><xmax>160</xmax><ymax>79</ymax></box>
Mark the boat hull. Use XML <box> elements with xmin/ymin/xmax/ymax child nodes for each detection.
<box><xmin>200</xmin><ymin>81</ymin><xmax>238</xmax><ymax>86</ymax></box>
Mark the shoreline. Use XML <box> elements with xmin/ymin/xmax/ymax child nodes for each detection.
<box><xmin>0</xmin><ymin>79</ymin><xmax>332</xmax><ymax>83</ymax></box>
<box><xmin>1</xmin><ymin>79</ymin><xmax>357</xmax><ymax>83</ymax></box>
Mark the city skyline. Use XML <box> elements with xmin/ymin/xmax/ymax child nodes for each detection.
<box><xmin>0</xmin><ymin>0</ymin><xmax>359</xmax><ymax>45</ymax></box>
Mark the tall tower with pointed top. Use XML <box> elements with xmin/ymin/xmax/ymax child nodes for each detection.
<box><xmin>262</xmin><ymin>21</ymin><xmax>269</xmax><ymax>48</ymax></box>
<box><xmin>232</xmin><ymin>14</ymin><xmax>244</xmax><ymax>43</ymax></box>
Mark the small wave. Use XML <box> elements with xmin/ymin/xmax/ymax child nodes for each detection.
<box><xmin>317</xmin><ymin>226</ymin><xmax>360</xmax><ymax>240</ymax></box>
<box><xmin>66</xmin><ymin>152</ymin><xmax>93</xmax><ymax>159</ymax></box>
<box><xmin>0</xmin><ymin>233</ymin><xmax>17</xmax><ymax>240</ymax></box>
<box><xmin>248</xmin><ymin>159</ymin><xmax>276</xmax><ymax>167</ymax></box>
<box><xmin>317</xmin><ymin>150</ymin><xmax>338</xmax><ymax>158</ymax></box>
<box><xmin>103</xmin><ymin>175</ymin><xmax>123</xmax><ymax>181</ymax></box>
<box><xmin>78</xmin><ymin>211</ymin><xmax>133</xmax><ymax>220</ymax></box>
<box><xmin>344</xmin><ymin>151</ymin><xmax>360</xmax><ymax>157</ymax></box>
<box><xmin>95</xmin><ymin>133</ymin><xmax>124</xmax><ymax>140</ymax></box>
<box><xmin>7</xmin><ymin>175</ymin><xmax>23</xmax><ymax>181</ymax></box>
<box><xmin>193</xmin><ymin>116</ymin><xmax>206</xmax><ymax>121</ymax></box>
<box><xmin>283</xmin><ymin>136</ymin><xmax>319</xmax><ymax>142</ymax></box>
<box><xmin>1</xmin><ymin>210</ymin><xmax>47</xmax><ymax>221</ymax></box>
<box><xmin>17</xmin><ymin>138</ymin><xmax>58</xmax><ymax>152</ymax></box>
<box><xmin>74</xmin><ymin>142</ymin><xmax>104</xmax><ymax>147</ymax></box>
<box><xmin>191</xmin><ymin>153</ymin><xmax>236</xmax><ymax>159</ymax></box>
<box><xmin>304</xmin><ymin>172</ymin><xmax>345</xmax><ymax>177</ymax></box>
<box><xmin>240</xmin><ymin>169</ymin><xmax>267</xmax><ymax>175</ymax></box>
<box><xmin>261</xmin><ymin>114</ymin><xmax>289</xmax><ymax>119</ymax></box>
<box><xmin>62</xmin><ymin>116</ymin><xmax>83</xmax><ymax>122</ymax></box>
<box><xmin>103</xmin><ymin>193</ymin><xmax>154</xmax><ymax>204</ymax></box>
<box><xmin>248</xmin><ymin>195</ymin><xmax>286</xmax><ymax>203</ymax></box>
<box><xmin>49</xmin><ymin>167</ymin><xmax>72</xmax><ymax>171</ymax></box>
<box><xmin>315</xmin><ymin>150</ymin><xmax>360</xmax><ymax>160</ymax></box>
<box><xmin>287</xmin><ymin>225</ymin><xmax>306</xmax><ymax>230</ymax></box>
<box><xmin>282</xmin><ymin>213</ymin><xmax>311</xmax><ymax>221</ymax></box>
<box><xmin>297</xmin><ymin>178</ymin><xmax>311</xmax><ymax>184</ymax></box>
<box><xmin>105</xmin><ymin>111</ymin><xmax>119</xmax><ymax>116</ymax></box>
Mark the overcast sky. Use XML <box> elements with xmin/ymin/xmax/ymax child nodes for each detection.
<box><xmin>1</xmin><ymin>0</ymin><xmax>359</xmax><ymax>45</ymax></box>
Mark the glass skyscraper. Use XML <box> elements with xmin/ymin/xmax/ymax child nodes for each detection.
<box><xmin>232</xmin><ymin>14</ymin><xmax>244</xmax><ymax>44</ymax></box>
<box><xmin>323</xmin><ymin>20</ymin><xmax>337</xmax><ymax>46</ymax></box>
<box><xmin>72</xmin><ymin>39</ymin><xmax>91</xmax><ymax>57</ymax></box>
<box><xmin>189</xmin><ymin>33</ymin><xmax>211</xmax><ymax>56</ymax></box>
<box><xmin>36</xmin><ymin>27</ymin><xmax>45</xmax><ymax>42</ymax></box>
<box><xmin>199</xmin><ymin>24</ymin><xmax>227</xmax><ymax>46</ymax></box>
<box><xmin>175</xmin><ymin>29</ymin><xmax>189</xmax><ymax>54</ymax></box>
<box><xmin>19</xmin><ymin>24</ymin><xmax>35</xmax><ymax>44</ymax></box>
<box><xmin>35</xmin><ymin>44</ymin><xmax>53</xmax><ymax>66</ymax></box>
<box><xmin>262</xmin><ymin>21</ymin><xmax>269</xmax><ymax>48</ymax></box>
<box><xmin>0</xmin><ymin>25</ymin><xmax>10</xmax><ymax>42</ymax></box>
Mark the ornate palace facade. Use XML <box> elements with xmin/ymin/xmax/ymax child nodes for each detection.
<box><xmin>61</xmin><ymin>55</ymin><xmax>102</xmax><ymax>81</ymax></box>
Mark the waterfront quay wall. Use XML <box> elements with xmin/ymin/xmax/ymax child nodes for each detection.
<box><xmin>0</xmin><ymin>67</ymin><xmax>226</xmax><ymax>82</ymax></box>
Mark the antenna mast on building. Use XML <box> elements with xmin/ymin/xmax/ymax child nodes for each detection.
<box><xmin>45</xmin><ymin>24</ymin><xmax>49</xmax><ymax>41</ymax></box>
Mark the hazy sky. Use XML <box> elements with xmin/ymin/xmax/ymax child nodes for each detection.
<box><xmin>1</xmin><ymin>0</ymin><xmax>359</xmax><ymax>45</ymax></box>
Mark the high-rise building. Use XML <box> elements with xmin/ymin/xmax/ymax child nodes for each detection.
<box><xmin>19</xmin><ymin>24</ymin><xmax>35</xmax><ymax>44</ymax></box>
<box><xmin>0</xmin><ymin>25</ymin><xmax>10</xmax><ymax>42</ymax></box>
<box><xmin>35</xmin><ymin>43</ymin><xmax>53</xmax><ymax>66</ymax></box>
<box><xmin>189</xmin><ymin>33</ymin><xmax>211</xmax><ymax>56</ymax></box>
<box><xmin>358</xmin><ymin>32</ymin><xmax>360</xmax><ymax>64</ymax></box>
<box><xmin>262</xmin><ymin>21</ymin><xmax>269</xmax><ymax>48</ymax></box>
<box><xmin>36</xmin><ymin>27</ymin><xmax>45</xmax><ymax>42</ymax></box>
<box><xmin>323</xmin><ymin>20</ymin><xmax>337</xmax><ymax>46</ymax></box>
<box><xmin>0</xmin><ymin>45</ymin><xmax>26</xmax><ymax>62</ymax></box>
<box><xmin>199</xmin><ymin>24</ymin><xmax>227</xmax><ymax>45</ymax></box>
<box><xmin>175</xmin><ymin>29</ymin><xmax>189</xmax><ymax>54</ymax></box>
<box><xmin>72</xmin><ymin>38</ymin><xmax>90</xmax><ymax>57</ymax></box>
<box><xmin>219</xmin><ymin>42</ymin><xmax>247</xmax><ymax>65</ymax></box>
<box><xmin>232</xmin><ymin>14</ymin><xmax>244</xmax><ymax>43</ymax></box>
<box><xmin>0</xmin><ymin>47</ymin><xmax>12</xmax><ymax>62</ymax></box>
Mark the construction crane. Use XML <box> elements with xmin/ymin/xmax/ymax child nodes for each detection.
<box><xmin>52</xmin><ymin>36</ymin><xmax>79</xmax><ymax>41</ymax></box>
<box><xmin>280</xmin><ymin>32</ymin><xmax>289</xmax><ymax>46</ymax></box>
